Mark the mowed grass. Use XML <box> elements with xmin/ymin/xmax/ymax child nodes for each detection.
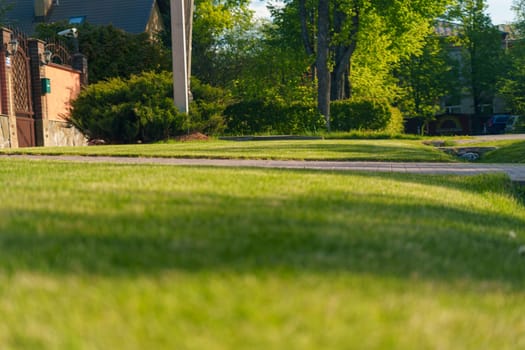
<box><xmin>481</xmin><ymin>140</ymin><xmax>525</xmax><ymax>163</ymax></box>
<box><xmin>1</xmin><ymin>159</ymin><xmax>525</xmax><ymax>349</ymax></box>
<box><xmin>0</xmin><ymin>139</ymin><xmax>456</xmax><ymax>162</ymax></box>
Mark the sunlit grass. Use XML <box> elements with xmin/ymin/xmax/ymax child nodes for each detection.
<box><xmin>481</xmin><ymin>141</ymin><xmax>525</xmax><ymax>163</ymax></box>
<box><xmin>0</xmin><ymin>159</ymin><xmax>524</xmax><ymax>349</ymax></box>
<box><xmin>0</xmin><ymin>139</ymin><xmax>456</xmax><ymax>162</ymax></box>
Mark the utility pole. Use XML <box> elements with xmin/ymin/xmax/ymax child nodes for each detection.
<box><xmin>170</xmin><ymin>0</ymin><xmax>193</xmax><ymax>114</ymax></box>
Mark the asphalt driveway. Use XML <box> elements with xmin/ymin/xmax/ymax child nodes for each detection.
<box><xmin>3</xmin><ymin>154</ymin><xmax>525</xmax><ymax>184</ymax></box>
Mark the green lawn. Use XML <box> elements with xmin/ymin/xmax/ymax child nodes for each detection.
<box><xmin>480</xmin><ymin>140</ymin><xmax>525</xmax><ymax>163</ymax></box>
<box><xmin>0</xmin><ymin>159</ymin><xmax>524</xmax><ymax>349</ymax></box>
<box><xmin>0</xmin><ymin>139</ymin><xmax>456</xmax><ymax>162</ymax></box>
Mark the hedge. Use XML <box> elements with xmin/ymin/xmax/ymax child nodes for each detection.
<box><xmin>225</xmin><ymin>98</ymin><xmax>403</xmax><ymax>135</ymax></box>
<box><xmin>224</xmin><ymin>101</ymin><xmax>325</xmax><ymax>135</ymax></box>
<box><xmin>69</xmin><ymin>71</ymin><xmax>184</xmax><ymax>143</ymax></box>
<box><xmin>331</xmin><ymin>98</ymin><xmax>392</xmax><ymax>132</ymax></box>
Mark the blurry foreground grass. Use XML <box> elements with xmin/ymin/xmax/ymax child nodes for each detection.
<box><xmin>0</xmin><ymin>139</ymin><xmax>456</xmax><ymax>162</ymax></box>
<box><xmin>0</xmin><ymin>159</ymin><xmax>524</xmax><ymax>349</ymax></box>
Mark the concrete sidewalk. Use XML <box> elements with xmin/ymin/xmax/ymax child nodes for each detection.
<box><xmin>3</xmin><ymin>154</ymin><xmax>525</xmax><ymax>184</ymax></box>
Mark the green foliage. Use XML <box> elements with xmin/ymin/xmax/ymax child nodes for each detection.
<box><xmin>188</xmin><ymin>78</ymin><xmax>233</xmax><ymax>135</ymax></box>
<box><xmin>35</xmin><ymin>22</ymin><xmax>171</xmax><ymax>83</ymax></box>
<box><xmin>192</xmin><ymin>0</ymin><xmax>253</xmax><ymax>85</ymax></box>
<box><xmin>498</xmin><ymin>2</ymin><xmax>525</xmax><ymax>116</ymax></box>
<box><xmin>224</xmin><ymin>100</ymin><xmax>324</xmax><ymax>135</ymax></box>
<box><xmin>69</xmin><ymin>71</ymin><xmax>184</xmax><ymax>143</ymax></box>
<box><xmin>385</xmin><ymin>106</ymin><xmax>405</xmax><ymax>135</ymax></box>
<box><xmin>397</xmin><ymin>33</ymin><xmax>457</xmax><ymax>120</ymax></box>
<box><xmin>445</xmin><ymin>0</ymin><xmax>507</xmax><ymax>115</ymax></box>
<box><xmin>498</xmin><ymin>59</ymin><xmax>525</xmax><ymax>115</ymax></box>
<box><xmin>290</xmin><ymin>0</ymin><xmax>451</xmax><ymax>121</ymax></box>
<box><xmin>514</xmin><ymin>116</ymin><xmax>525</xmax><ymax>133</ymax></box>
<box><xmin>330</xmin><ymin>98</ymin><xmax>394</xmax><ymax>132</ymax></box>
<box><xmin>350</xmin><ymin>12</ymin><xmax>402</xmax><ymax>102</ymax></box>
<box><xmin>225</xmin><ymin>5</ymin><xmax>315</xmax><ymax>103</ymax></box>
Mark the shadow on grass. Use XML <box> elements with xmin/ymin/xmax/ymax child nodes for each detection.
<box><xmin>0</xmin><ymin>182</ymin><xmax>523</xmax><ymax>289</ymax></box>
<box><xmin>345</xmin><ymin>171</ymin><xmax>517</xmax><ymax>196</ymax></box>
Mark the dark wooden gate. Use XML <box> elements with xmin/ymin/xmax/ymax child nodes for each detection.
<box><xmin>11</xmin><ymin>31</ymin><xmax>35</xmax><ymax>147</ymax></box>
<box><xmin>15</xmin><ymin>116</ymin><xmax>35</xmax><ymax>147</ymax></box>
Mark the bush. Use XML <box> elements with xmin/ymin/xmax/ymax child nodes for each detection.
<box><xmin>35</xmin><ymin>23</ymin><xmax>171</xmax><ymax>83</ymax></box>
<box><xmin>224</xmin><ymin>100</ymin><xmax>324</xmax><ymax>135</ymax></box>
<box><xmin>384</xmin><ymin>106</ymin><xmax>405</xmax><ymax>135</ymax></box>
<box><xmin>188</xmin><ymin>78</ymin><xmax>232</xmax><ymax>136</ymax></box>
<box><xmin>330</xmin><ymin>98</ymin><xmax>393</xmax><ymax>132</ymax></box>
<box><xmin>70</xmin><ymin>71</ymin><xmax>184</xmax><ymax>143</ymax></box>
<box><xmin>513</xmin><ymin>116</ymin><xmax>525</xmax><ymax>134</ymax></box>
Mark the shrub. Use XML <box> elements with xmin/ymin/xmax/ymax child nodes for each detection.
<box><xmin>330</xmin><ymin>98</ymin><xmax>393</xmax><ymax>132</ymax></box>
<box><xmin>224</xmin><ymin>100</ymin><xmax>324</xmax><ymax>135</ymax></box>
<box><xmin>35</xmin><ymin>22</ymin><xmax>171</xmax><ymax>83</ymax></box>
<box><xmin>70</xmin><ymin>71</ymin><xmax>184</xmax><ymax>143</ymax></box>
<box><xmin>188</xmin><ymin>78</ymin><xmax>232</xmax><ymax>136</ymax></box>
<box><xmin>513</xmin><ymin>116</ymin><xmax>525</xmax><ymax>134</ymax></box>
<box><xmin>384</xmin><ymin>106</ymin><xmax>405</xmax><ymax>135</ymax></box>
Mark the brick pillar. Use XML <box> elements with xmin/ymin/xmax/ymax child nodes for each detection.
<box><xmin>0</xmin><ymin>31</ymin><xmax>10</xmax><ymax>147</ymax></box>
<box><xmin>0</xmin><ymin>28</ymin><xmax>18</xmax><ymax>148</ymax></box>
<box><xmin>0</xmin><ymin>28</ymin><xmax>11</xmax><ymax>116</ymax></box>
<box><xmin>28</xmin><ymin>38</ymin><xmax>49</xmax><ymax>146</ymax></box>
<box><xmin>72</xmin><ymin>53</ymin><xmax>88</xmax><ymax>87</ymax></box>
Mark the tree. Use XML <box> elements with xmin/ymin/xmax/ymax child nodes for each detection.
<box><xmin>35</xmin><ymin>22</ymin><xmax>171</xmax><ymax>83</ymax></box>
<box><xmin>316</xmin><ymin>0</ymin><xmax>331</xmax><ymax>125</ymax></box>
<box><xmin>296</xmin><ymin>0</ymin><xmax>450</xmax><ymax>126</ymax></box>
<box><xmin>497</xmin><ymin>0</ymin><xmax>525</xmax><ymax>115</ymax></box>
<box><xmin>190</xmin><ymin>0</ymin><xmax>253</xmax><ymax>85</ymax></box>
<box><xmin>446</xmin><ymin>0</ymin><xmax>507</xmax><ymax>116</ymax></box>
<box><xmin>397</xmin><ymin>33</ymin><xmax>457</xmax><ymax>121</ymax></box>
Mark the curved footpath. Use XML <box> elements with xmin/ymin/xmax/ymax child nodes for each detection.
<box><xmin>3</xmin><ymin>154</ymin><xmax>525</xmax><ymax>184</ymax></box>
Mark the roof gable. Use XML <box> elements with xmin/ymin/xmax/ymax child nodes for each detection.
<box><xmin>3</xmin><ymin>0</ymin><xmax>36</xmax><ymax>34</ymax></box>
<box><xmin>48</xmin><ymin>0</ymin><xmax>156</xmax><ymax>34</ymax></box>
<box><xmin>5</xmin><ymin>0</ymin><xmax>158</xmax><ymax>35</ymax></box>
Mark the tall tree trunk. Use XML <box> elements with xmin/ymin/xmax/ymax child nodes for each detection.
<box><xmin>317</xmin><ymin>0</ymin><xmax>331</xmax><ymax>130</ymax></box>
<box><xmin>330</xmin><ymin>7</ymin><xmax>359</xmax><ymax>101</ymax></box>
<box><xmin>299</xmin><ymin>0</ymin><xmax>316</xmax><ymax>83</ymax></box>
<box><xmin>299</xmin><ymin>0</ymin><xmax>314</xmax><ymax>56</ymax></box>
<box><xmin>469</xmin><ymin>41</ymin><xmax>482</xmax><ymax>116</ymax></box>
<box><xmin>344</xmin><ymin>67</ymin><xmax>351</xmax><ymax>98</ymax></box>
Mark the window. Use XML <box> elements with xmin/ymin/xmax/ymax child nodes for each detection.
<box><xmin>69</xmin><ymin>16</ymin><xmax>86</xmax><ymax>24</ymax></box>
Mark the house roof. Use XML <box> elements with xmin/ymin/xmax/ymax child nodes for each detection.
<box><xmin>5</xmin><ymin>0</ymin><xmax>158</xmax><ymax>35</ymax></box>
<box><xmin>3</xmin><ymin>0</ymin><xmax>36</xmax><ymax>34</ymax></box>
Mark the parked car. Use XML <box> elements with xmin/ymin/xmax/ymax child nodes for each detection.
<box><xmin>486</xmin><ymin>114</ymin><xmax>519</xmax><ymax>134</ymax></box>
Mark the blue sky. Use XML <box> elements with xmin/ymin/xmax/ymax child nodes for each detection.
<box><xmin>251</xmin><ymin>0</ymin><xmax>517</xmax><ymax>24</ymax></box>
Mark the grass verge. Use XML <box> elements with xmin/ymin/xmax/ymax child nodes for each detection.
<box><xmin>481</xmin><ymin>140</ymin><xmax>525</xmax><ymax>163</ymax></box>
<box><xmin>0</xmin><ymin>139</ymin><xmax>456</xmax><ymax>162</ymax></box>
<box><xmin>0</xmin><ymin>159</ymin><xmax>524</xmax><ymax>349</ymax></box>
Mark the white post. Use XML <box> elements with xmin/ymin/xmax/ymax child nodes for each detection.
<box><xmin>171</xmin><ymin>0</ymin><xmax>189</xmax><ymax>113</ymax></box>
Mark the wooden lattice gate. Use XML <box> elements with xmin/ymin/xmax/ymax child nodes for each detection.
<box><xmin>11</xmin><ymin>31</ymin><xmax>35</xmax><ymax>147</ymax></box>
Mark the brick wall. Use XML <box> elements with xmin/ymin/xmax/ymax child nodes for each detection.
<box><xmin>1</xmin><ymin>28</ymin><xmax>88</xmax><ymax>148</ymax></box>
